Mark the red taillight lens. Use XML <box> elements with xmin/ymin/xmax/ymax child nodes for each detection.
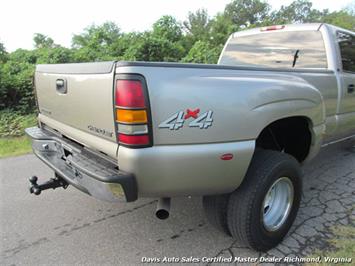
<box><xmin>114</xmin><ymin>76</ymin><xmax>152</xmax><ymax>148</ymax></box>
<box><xmin>118</xmin><ymin>134</ymin><xmax>150</xmax><ymax>146</ymax></box>
<box><xmin>116</xmin><ymin>80</ymin><xmax>146</xmax><ymax>108</ymax></box>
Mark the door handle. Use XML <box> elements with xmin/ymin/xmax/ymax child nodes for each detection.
<box><xmin>348</xmin><ymin>84</ymin><xmax>354</xmax><ymax>94</ymax></box>
<box><xmin>56</xmin><ymin>79</ymin><xmax>67</xmax><ymax>94</ymax></box>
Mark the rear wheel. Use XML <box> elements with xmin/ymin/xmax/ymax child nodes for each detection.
<box><xmin>227</xmin><ymin>149</ymin><xmax>302</xmax><ymax>251</ymax></box>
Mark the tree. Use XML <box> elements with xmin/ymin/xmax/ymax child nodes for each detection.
<box><xmin>322</xmin><ymin>10</ymin><xmax>355</xmax><ymax>31</ymax></box>
<box><xmin>0</xmin><ymin>59</ymin><xmax>35</xmax><ymax>112</ymax></box>
<box><xmin>152</xmin><ymin>16</ymin><xmax>182</xmax><ymax>42</ymax></box>
<box><xmin>0</xmin><ymin>42</ymin><xmax>7</xmax><ymax>63</ymax></box>
<box><xmin>35</xmin><ymin>46</ymin><xmax>74</xmax><ymax>64</ymax></box>
<box><xmin>122</xmin><ymin>16</ymin><xmax>186</xmax><ymax>62</ymax></box>
<box><xmin>72</xmin><ymin>22</ymin><xmax>121</xmax><ymax>48</ymax></box>
<box><xmin>0</xmin><ymin>43</ymin><xmax>7</xmax><ymax>109</ymax></box>
<box><xmin>33</xmin><ymin>33</ymin><xmax>54</xmax><ymax>49</ymax></box>
<box><xmin>123</xmin><ymin>32</ymin><xmax>184</xmax><ymax>62</ymax></box>
<box><xmin>224</xmin><ymin>0</ymin><xmax>271</xmax><ymax>28</ymax></box>
<box><xmin>109</xmin><ymin>32</ymin><xmax>144</xmax><ymax>60</ymax></box>
<box><xmin>183</xmin><ymin>9</ymin><xmax>211</xmax><ymax>43</ymax></box>
<box><xmin>72</xmin><ymin>22</ymin><xmax>121</xmax><ymax>61</ymax></box>
<box><xmin>271</xmin><ymin>0</ymin><xmax>328</xmax><ymax>24</ymax></box>
<box><xmin>8</xmin><ymin>48</ymin><xmax>37</xmax><ymax>64</ymax></box>
<box><xmin>182</xmin><ymin>41</ymin><xmax>221</xmax><ymax>64</ymax></box>
<box><xmin>209</xmin><ymin>13</ymin><xmax>236</xmax><ymax>46</ymax></box>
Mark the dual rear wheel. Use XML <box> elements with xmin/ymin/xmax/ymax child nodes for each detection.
<box><xmin>203</xmin><ymin>149</ymin><xmax>302</xmax><ymax>251</ymax></box>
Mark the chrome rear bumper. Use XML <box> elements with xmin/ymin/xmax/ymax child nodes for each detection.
<box><xmin>25</xmin><ymin>127</ymin><xmax>137</xmax><ymax>202</ymax></box>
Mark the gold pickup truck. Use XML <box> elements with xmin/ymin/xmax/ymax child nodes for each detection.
<box><xmin>26</xmin><ymin>23</ymin><xmax>355</xmax><ymax>251</ymax></box>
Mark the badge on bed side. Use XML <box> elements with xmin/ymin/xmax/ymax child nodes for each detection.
<box><xmin>159</xmin><ymin>108</ymin><xmax>213</xmax><ymax>130</ymax></box>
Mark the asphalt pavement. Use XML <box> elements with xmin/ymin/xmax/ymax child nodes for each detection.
<box><xmin>1</xmin><ymin>139</ymin><xmax>354</xmax><ymax>265</ymax></box>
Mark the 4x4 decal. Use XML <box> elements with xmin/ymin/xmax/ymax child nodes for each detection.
<box><xmin>159</xmin><ymin>108</ymin><xmax>213</xmax><ymax>130</ymax></box>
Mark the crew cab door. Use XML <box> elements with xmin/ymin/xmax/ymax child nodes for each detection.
<box><xmin>336</xmin><ymin>31</ymin><xmax>355</xmax><ymax>137</ymax></box>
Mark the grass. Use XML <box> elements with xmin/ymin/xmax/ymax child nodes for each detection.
<box><xmin>0</xmin><ymin>110</ymin><xmax>37</xmax><ymax>158</ymax></box>
<box><xmin>308</xmin><ymin>225</ymin><xmax>355</xmax><ymax>266</ymax></box>
<box><xmin>0</xmin><ymin>136</ymin><xmax>32</xmax><ymax>158</ymax></box>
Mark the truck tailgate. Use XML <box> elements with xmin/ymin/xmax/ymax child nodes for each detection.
<box><xmin>35</xmin><ymin>61</ymin><xmax>117</xmax><ymax>153</ymax></box>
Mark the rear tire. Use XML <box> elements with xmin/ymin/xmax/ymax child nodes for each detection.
<box><xmin>203</xmin><ymin>194</ymin><xmax>231</xmax><ymax>236</ymax></box>
<box><xmin>227</xmin><ymin>149</ymin><xmax>302</xmax><ymax>251</ymax></box>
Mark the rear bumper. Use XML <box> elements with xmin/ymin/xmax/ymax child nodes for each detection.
<box><xmin>25</xmin><ymin>127</ymin><xmax>137</xmax><ymax>202</ymax></box>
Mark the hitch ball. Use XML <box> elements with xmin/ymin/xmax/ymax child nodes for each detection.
<box><xmin>28</xmin><ymin>175</ymin><xmax>68</xmax><ymax>196</ymax></box>
<box><xmin>29</xmin><ymin>176</ymin><xmax>41</xmax><ymax>195</ymax></box>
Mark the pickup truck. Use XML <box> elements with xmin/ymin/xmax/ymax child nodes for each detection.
<box><xmin>26</xmin><ymin>23</ymin><xmax>355</xmax><ymax>251</ymax></box>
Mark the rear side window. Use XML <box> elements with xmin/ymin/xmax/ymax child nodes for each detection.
<box><xmin>337</xmin><ymin>32</ymin><xmax>355</xmax><ymax>73</ymax></box>
<box><xmin>220</xmin><ymin>30</ymin><xmax>328</xmax><ymax>69</ymax></box>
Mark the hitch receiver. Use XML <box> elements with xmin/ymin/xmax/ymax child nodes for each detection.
<box><xmin>29</xmin><ymin>175</ymin><xmax>69</xmax><ymax>195</ymax></box>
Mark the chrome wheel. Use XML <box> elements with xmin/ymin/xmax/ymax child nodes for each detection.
<box><xmin>262</xmin><ymin>177</ymin><xmax>294</xmax><ymax>232</ymax></box>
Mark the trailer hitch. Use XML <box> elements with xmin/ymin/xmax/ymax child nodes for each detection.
<box><xmin>29</xmin><ymin>175</ymin><xmax>69</xmax><ymax>195</ymax></box>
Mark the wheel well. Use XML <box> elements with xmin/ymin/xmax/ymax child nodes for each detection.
<box><xmin>256</xmin><ymin>117</ymin><xmax>312</xmax><ymax>162</ymax></box>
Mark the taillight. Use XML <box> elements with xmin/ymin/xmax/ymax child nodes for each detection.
<box><xmin>116</xmin><ymin>109</ymin><xmax>148</xmax><ymax>124</ymax></box>
<box><xmin>114</xmin><ymin>76</ymin><xmax>152</xmax><ymax>148</ymax></box>
<box><xmin>118</xmin><ymin>134</ymin><xmax>150</xmax><ymax>145</ymax></box>
<box><xmin>260</xmin><ymin>25</ymin><xmax>285</xmax><ymax>31</ymax></box>
<box><xmin>116</xmin><ymin>80</ymin><xmax>145</xmax><ymax>108</ymax></box>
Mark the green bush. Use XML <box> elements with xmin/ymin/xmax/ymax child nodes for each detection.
<box><xmin>0</xmin><ymin>52</ymin><xmax>36</xmax><ymax>113</ymax></box>
<box><xmin>0</xmin><ymin>110</ymin><xmax>37</xmax><ymax>137</ymax></box>
<box><xmin>182</xmin><ymin>41</ymin><xmax>222</xmax><ymax>64</ymax></box>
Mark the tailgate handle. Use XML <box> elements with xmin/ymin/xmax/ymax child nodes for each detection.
<box><xmin>56</xmin><ymin>79</ymin><xmax>67</xmax><ymax>94</ymax></box>
<box><xmin>348</xmin><ymin>84</ymin><xmax>354</xmax><ymax>94</ymax></box>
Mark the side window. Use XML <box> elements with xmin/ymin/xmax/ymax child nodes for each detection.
<box><xmin>337</xmin><ymin>32</ymin><xmax>355</xmax><ymax>73</ymax></box>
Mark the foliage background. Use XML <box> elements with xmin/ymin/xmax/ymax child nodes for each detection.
<box><xmin>0</xmin><ymin>0</ymin><xmax>354</xmax><ymax>115</ymax></box>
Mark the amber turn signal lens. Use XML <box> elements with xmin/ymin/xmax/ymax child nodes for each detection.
<box><xmin>116</xmin><ymin>109</ymin><xmax>147</xmax><ymax>124</ymax></box>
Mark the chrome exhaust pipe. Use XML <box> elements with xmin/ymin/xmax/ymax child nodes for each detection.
<box><xmin>155</xmin><ymin>197</ymin><xmax>171</xmax><ymax>220</ymax></box>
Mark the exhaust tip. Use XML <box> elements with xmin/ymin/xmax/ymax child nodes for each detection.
<box><xmin>155</xmin><ymin>197</ymin><xmax>171</xmax><ymax>220</ymax></box>
<box><xmin>156</xmin><ymin>209</ymin><xmax>170</xmax><ymax>220</ymax></box>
